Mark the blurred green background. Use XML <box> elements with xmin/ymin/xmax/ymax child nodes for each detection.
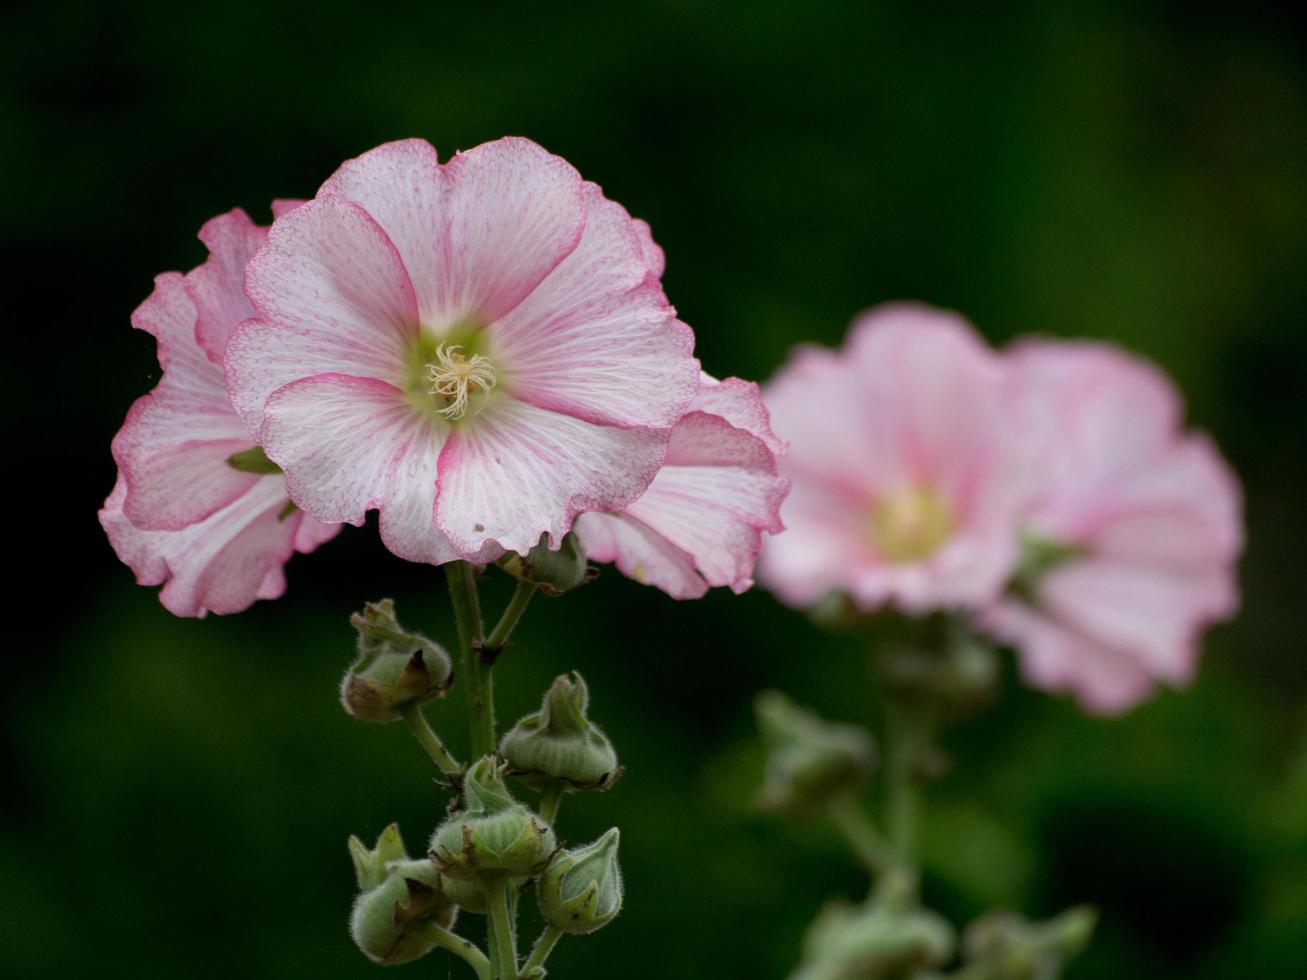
<box><xmin>4</xmin><ymin>0</ymin><xmax>1305</xmax><ymax>976</ymax></box>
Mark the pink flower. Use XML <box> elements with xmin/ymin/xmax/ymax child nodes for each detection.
<box><xmin>980</xmin><ymin>340</ymin><xmax>1242</xmax><ymax>714</ymax></box>
<box><xmin>99</xmin><ymin>207</ymin><xmax>339</xmax><ymax>617</ymax></box>
<box><xmin>225</xmin><ymin>138</ymin><xmax>700</xmax><ymax>564</ymax></box>
<box><xmin>757</xmin><ymin>304</ymin><xmax>1027</xmax><ymax>613</ymax></box>
<box><xmin>575</xmin><ymin>375</ymin><xmax>789</xmax><ymax>599</ymax></box>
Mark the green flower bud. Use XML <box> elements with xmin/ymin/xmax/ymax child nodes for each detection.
<box><xmin>794</xmin><ymin>899</ymin><xmax>954</xmax><ymax>980</ymax></box>
<box><xmin>435</xmin><ymin>872</ymin><xmax>489</xmax><ymax>915</ymax></box>
<box><xmin>346</xmin><ymin>828</ymin><xmax>458</xmax><ymax>966</ymax></box>
<box><xmin>962</xmin><ymin>906</ymin><xmax>1097</xmax><ymax>979</ymax></box>
<box><xmin>348</xmin><ymin>823</ymin><xmax>410</xmax><ymax>891</ymax></box>
<box><xmin>756</xmin><ymin>691</ymin><xmax>876</xmax><ymax>814</ymax></box>
<box><xmin>429</xmin><ymin>756</ymin><xmax>557</xmax><ymax>879</ymax></box>
<box><xmin>537</xmin><ymin>828</ymin><xmax>623</xmax><ymax>935</ymax></box>
<box><xmin>498</xmin><ymin>532</ymin><xmax>593</xmax><ymax>595</ymax></box>
<box><xmin>500</xmin><ymin>673</ymin><xmax>620</xmax><ymax>791</ymax></box>
<box><xmin>341</xmin><ymin>599</ymin><xmax>453</xmax><ymax>722</ymax></box>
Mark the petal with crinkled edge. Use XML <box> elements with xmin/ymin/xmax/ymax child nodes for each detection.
<box><xmin>575</xmin><ymin>511</ymin><xmax>708</xmax><ymax>599</ymax></box>
<box><xmin>435</xmin><ymin>397</ymin><xmax>668</xmax><ymax>555</ymax></box>
<box><xmin>99</xmin><ymin>476</ymin><xmax>330</xmax><ymax>618</ymax></box>
<box><xmin>490</xmin><ymin>183</ymin><xmax>697</xmax><ymax>428</ymax></box>
<box><xmin>187</xmin><ymin>209</ymin><xmax>265</xmax><ymax>363</ymax></box>
<box><xmin>256</xmin><ymin>373</ymin><xmax>484</xmax><ymax>565</ymax></box>
<box><xmin>691</xmin><ymin>374</ymin><xmax>786</xmax><ymax>455</ymax></box>
<box><xmin>113</xmin><ymin>272</ymin><xmax>260</xmax><ymax>529</ymax></box>
<box><xmin>228</xmin><ymin>195</ymin><xmax>420</xmax><ymax>432</ymax></box>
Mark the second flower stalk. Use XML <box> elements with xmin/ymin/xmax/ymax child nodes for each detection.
<box><xmin>341</xmin><ymin>540</ymin><xmax>623</xmax><ymax>979</ymax></box>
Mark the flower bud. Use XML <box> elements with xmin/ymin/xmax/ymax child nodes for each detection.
<box><xmin>500</xmin><ymin>673</ymin><xmax>620</xmax><ymax>791</ymax></box>
<box><xmin>537</xmin><ymin>828</ymin><xmax>623</xmax><ymax>935</ymax></box>
<box><xmin>794</xmin><ymin>899</ymin><xmax>954</xmax><ymax>980</ymax></box>
<box><xmin>755</xmin><ymin>691</ymin><xmax>876</xmax><ymax>814</ymax></box>
<box><xmin>429</xmin><ymin>756</ymin><xmax>557</xmax><ymax>879</ymax></box>
<box><xmin>341</xmin><ymin>599</ymin><xmax>453</xmax><ymax>722</ymax></box>
<box><xmin>498</xmin><ymin>532</ymin><xmax>593</xmax><ymax>595</ymax></box>
<box><xmin>347</xmin><ymin>827</ymin><xmax>458</xmax><ymax>965</ymax></box>
<box><xmin>962</xmin><ymin>906</ymin><xmax>1097</xmax><ymax>979</ymax></box>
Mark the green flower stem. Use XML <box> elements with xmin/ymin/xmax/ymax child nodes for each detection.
<box><xmin>487</xmin><ymin>877</ymin><xmax>519</xmax><ymax>980</ymax></box>
<box><xmin>521</xmin><ymin>924</ymin><xmax>565</xmax><ymax>978</ymax></box>
<box><xmin>828</xmin><ymin>794</ymin><xmax>897</xmax><ymax>879</ymax></box>
<box><xmin>883</xmin><ymin>700</ymin><xmax>930</xmax><ymax>903</ymax></box>
<box><xmin>484</xmin><ymin>580</ymin><xmax>537</xmax><ymax>657</ymax></box>
<box><xmin>419</xmin><ymin>923</ymin><xmax>492</xmax><ymax>980</ymax></box>
<box><xmin>537</xmin><ymin>783</ymin><xmax>564</xmax><ymax>827</ymax></box>
<box><xmin>397</xmin><ymin>702</ymin><xmax>460</xmax><ymax>775</ymax></box>
<box><xmin>447</xmin><ymin>561</ymin><xmax>496</xmax><ymax>758</ymax></box>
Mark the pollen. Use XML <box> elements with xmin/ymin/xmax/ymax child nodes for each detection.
<box><xmin>425</xmin><ymin>344</ymin><xmax>497</xmax><ymax>421</ymax></box>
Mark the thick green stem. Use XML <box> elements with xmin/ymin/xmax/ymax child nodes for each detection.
<box><xmin>484</xmin><ymin>580</ymin><xmax>537</xmax><ymax>657</ymax></box>
<box><xmin>828</xmin><ymin>794</ymin><xmax>897</xmax><ymax>879</ymax></box>
<box><xmin>398</xmin><ymin>702</ymin><xmax>460</xmax><ymax>775</ymax></box>
<box><xmin>447</xmin><ymin>562</ymin><xmax>495</xmax><ymax>758</ymax></box>
<box><xmin>419</xmin><ymin>923</ymin><xmax>492</xmax><ymax>980</ymax></box>
<box><xmin>487</xmin><ymin>877</ymin><xmax>519</xmax><ymax>980</ymax></box>
<box><xmin>521</xmin><ymin>924</ymin><xmax>564</xmax><ymax>978</ymax></box>
<box><xmin>537</xmin><ymin>783</ymin><xmax>564</xmax><ymax>827</ymax></box>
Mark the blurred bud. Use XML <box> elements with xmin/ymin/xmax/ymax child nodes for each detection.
<box><xmin>341</xmin><ymin>599</ymin><xmax>453</xmax><ymax>722</ymax></box>
<box><xmin>962</xmin><ymin>906</ymin><xmax>1097</xmax><ymax>980</ymax></box>
<box><xmin>429</xmin><ymin>756</ymin><xmax>557</xmax><ymax>879</ymax></box>
<box><xmin>500</xmin><ymin>673</ymin><xmax>620</xmax><ymax>791</ymax></box>
<box><xmin>347</xmin><ymin>829</ymin><xmax>458</xmax><ymax>966</ymax></box>
<box><xmin>436</xmin><ymin>872</ymin><xmax>488</xmax><ymax>915</ymax></box>
<box><xmin>538</xmin><ymin>828</ymin><xmax>623</xmax><ymax>935</ymax></box>
<box><xmin>792</xmin><ymin>899</ymin><xmax>954</xmax><ymax>980</ymax></box>
<box><xmin>877</xmin><ymin>631</ymin><xmax>999</xmax><ymax>715</ymax></box>
<box><xmin>756</xmin><ymin>691</ymin><xmax>876</xmax><ymax>814</ymax></box>
<box><xmin>498</xmin><ymin>532</ymin><xmax>593</xmax><ymax>596</ymax></box>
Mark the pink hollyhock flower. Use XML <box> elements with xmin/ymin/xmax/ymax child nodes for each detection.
<box><xmin>99</xmin><ymin>206</ymin><xmax>339</xmax><ymax>617</ymax></box>
<box><xmin>980</xmin><ymin>340</ymin><xmax>1242</xmax><ymax>714</ymax></box>
<box><xmin>756</xmin><ymin>304</ymin><xmax>1027</xmax><ymax>613</ymax></box>
<box><xmin>575</xmin><ymin>374</ymin><xmax>789</xmax><ymax>599</ymax></box>
<box><xmin>225</xmin><ymin>137</ymin><xmax>699</xmax><ymax>565</ymax></box>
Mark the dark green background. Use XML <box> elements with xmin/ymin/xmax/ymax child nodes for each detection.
<box><xmin>4</xmin><ymin>1</ymin><xmax>1305</xmax><ymax>977</ymax></box>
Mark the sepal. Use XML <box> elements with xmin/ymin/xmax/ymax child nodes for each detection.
<box><xmin>500</xmin><ymin>673</ymin><xmax>620</xmax><ymax>791</ymax></box>
<box><xmin>341</xmin><ymin>599</ymin><xmax>453</xmax><ymax>722</ymax></box>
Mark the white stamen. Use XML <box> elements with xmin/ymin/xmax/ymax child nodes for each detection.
<box><xmin>425</xmin><ymin>344</ymin><xmax>497</xmax><ymax>420</ymax></box>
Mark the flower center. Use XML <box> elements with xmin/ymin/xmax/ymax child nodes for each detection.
<box><xmin>870</xmin><ymin>487</ymin><xmax>954</xmax><ymax>563</ymax></box>
<box><xmin>425</xmin><ymin>344</ymin><xmax>497</xmax><ymax>420</ymax></box>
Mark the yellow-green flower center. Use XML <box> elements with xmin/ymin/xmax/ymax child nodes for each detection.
<box><xmin>424</xmin><ymin>343</ymin><xmax>497</xmax><ymax>421</ymax></box>
<box><xmin>869</xmin><ymin>486</ymin><xmax>954</xmax><ymax>563</ymax></box>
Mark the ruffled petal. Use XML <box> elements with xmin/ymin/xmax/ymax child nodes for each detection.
<box><xmin>187</xmin><ymin>208</ymin><xmax>265</xmax><ymax>363</ymax></box>
<box><xmin>257</xmin><ymin>373</ymin><xmax>473</xmax><ymax>564</ymax></box>
<box><xmin>574</xmin><ymin>511</ymin><xmax>708</xmax><ymax>600</ymax></box>
<box><xmin>228</xmin><ymin>195</ymin><xmax>420</xmax><ymax>432</ymax></box>
<box><xmin>435</xmin><ymin>397</ymin><xmax>668</xmax><ymax>555</ymax></box>
<box><xmin>114</xmin><ymin>272</ymin><xmax>259</xmax><ymax>529</ymax></box>
<box><xmin>491</xmin><ymin>183</ymin><xmax>697</xmax><ymax>428</ymax></box>
<box><xmin>99</xmin><ymin>476</ymin><xmax>319</xmax><ymax>618</ymax></box>
<box><xmin>690</xmin><ymin>374</ymin><xmax>786</xmax><ymax>455</ymax></box>
<box><xmin>435</xmin><ymin>137</ymin><xmax>587</xmax><ymax>325</ymax></box>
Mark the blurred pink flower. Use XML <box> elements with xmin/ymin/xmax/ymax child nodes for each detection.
<box><xmin>575</xmin><ymin>375</ymin><xmax>789</xmax><ymax>599</ymax></box>
<box><xmin>225</xmin><ymin>138</ymin><xmax>699</xmax><ymax>564</ymax></box>
<box><xmin>980</xmin><ymin>340</ymin><xmax>1242</xmax><ymax>714</ymax></box>
<box><xmin>100</xmin><ymin>207</ymin><xmax>339</xmax><ymax>617</ymax></box>
<box><xmin>757</xmin><ymin>304</ymin><xmax>1026</xmax><ymax>613</ymax></box>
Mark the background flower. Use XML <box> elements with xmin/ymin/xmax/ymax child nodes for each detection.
<box><xmin>758</xmin><ymin>304</ymin><xmax>1028</xmax><ymax>613</ymax></box>
<box><xmin>576</xmin><ymin>375</ymin><xmax>789</xmax><ymax>599</ymax></box>
<box><xmin>981</xmin><ymin>340</ymin><xmax>1243</xmax><ymax>713</ymax></box>
<box><xmin>100</xmin><ymin>208</ymin><xmax>338</xmax><ymax>617</ymax></box>
<box><xmin>225</xmin><ymin>138</ymin><xmax>699</xmax><ymax>564</ymax></box>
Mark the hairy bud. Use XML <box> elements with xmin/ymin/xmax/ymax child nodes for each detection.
<box><xmin>341</xmin><ymin>599</ymin><xmax>453</xmax><ymax>722</ymax></box>
<box><xmin>500</xmin><ymin>673</ymin><xmax>620</xmax><ymax>791</ymax></box>
<box><xmin>498</xmin><ymin>532</ymin><xmax>593</xmax><ymax>595</ymax></box>
<box><xmin>538</xmin><ymin>828</ymin><xmax>623</xmax><ymax>935</ymax></box>
<box><xmin>346</xmin><ymin>827</ymin><xmax>458</xmax><ymax>965</ymax></box>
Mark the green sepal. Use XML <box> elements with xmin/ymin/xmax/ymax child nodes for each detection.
<box><xmin>537</xmin><ymin>828</ymin><xmax>623</xmax><ymax>935</ymax></box>
<box><xmin>340</xmin><ymin>599</ymin><xmax>454</xmax><ymax>723</ymax></box>
<box><xmin>500</xmin><ymin>672</ymin><xmax>620</xmax><ymax>791</ymax></box>
<box><xmin>226</xmin><ymin>445</ymin><xmax>282</xmax><ymax>474</ymax></box>
<box><xmin>498</xmin><ymin>532</ymin><xmax>594</xmax><ymax>596</ymax></box>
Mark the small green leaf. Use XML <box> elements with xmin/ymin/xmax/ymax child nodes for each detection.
<box><xmin>226</xmin><ymin>446</ymin><xmax>282</xmax><ymax>475</ymax></box>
